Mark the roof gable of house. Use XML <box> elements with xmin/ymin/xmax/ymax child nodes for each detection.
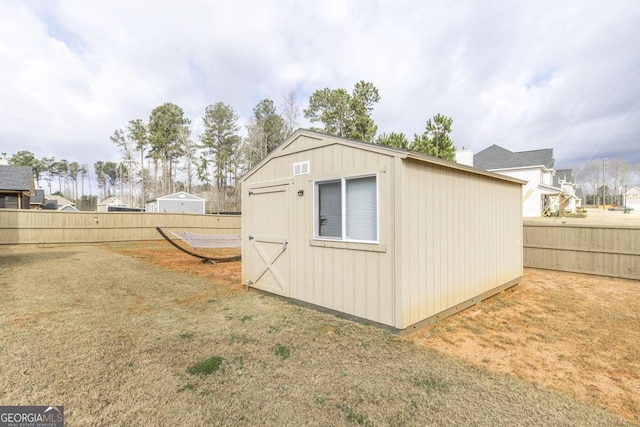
<box><xmin>474</xmin><ymin>144</ymin><xmax>555</xmax><ymax>170</ymax></box>
<box><xmin>518</xmin><ymin>149</ymin><xmax>555</xmax><ymax>169</ymax></box>
<box><xmin>0</xmin><ymin>165</ymin><xmax>33</xmax><ymax>191</ymax></box>
<box><xmin>625</xmin><ymin>186</ymin><xmax>640</xmax><ymax>195</ymax></box>
<box><xmin>554</xmin><ymin>168</ymin><xmax>574</xmax><ymax>187</ymax></box>
<box><xmin>30</xmin><ymin>189</ymin><xmax>45</xmax><ymax>205</ymax></box>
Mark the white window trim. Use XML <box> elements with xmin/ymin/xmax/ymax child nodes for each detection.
<box><xmin>313</xmin><ymin>174</ymin><xmax>379</xmax><ymax>244</ymax></box>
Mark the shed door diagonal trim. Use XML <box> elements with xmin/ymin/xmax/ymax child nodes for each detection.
<box><xmin>246</xmin><ymin>237</ymin><xmax>288</xmax><ymax>290</ymax></box>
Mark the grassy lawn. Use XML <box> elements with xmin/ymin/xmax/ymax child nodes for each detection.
<box><xmin>0</xmin><ymin>242</ymin><xmax>634</xmax><ymax>426</ymax></box>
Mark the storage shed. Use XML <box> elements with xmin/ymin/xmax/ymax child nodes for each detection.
<box><xmin>241</xmin><ymin>130</ymin><xmax>524</xmax><ymax>333</ymax></box>
<box><xmin>145</xmin><ymin>191</ymin><xmax>205</xmax><ymax>214</ymax></box>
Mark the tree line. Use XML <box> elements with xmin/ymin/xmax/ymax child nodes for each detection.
<box><xmin>7</xmin><ymin>81</ymin><xmax>457</xmax><ymax>211</ymax></box>
<box><xmin>573</xmin><ymin>158</ymin><xmax>640</xmax><ymax>206</ymax></box>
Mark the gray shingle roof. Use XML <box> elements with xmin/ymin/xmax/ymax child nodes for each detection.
<box><xmin>30</xmin><ymin>189</ymin><xmax>45</xmax><ymax>205</ymax></box>
<box><xmin>553</xmin><ymin>168</ymin><xmax>574</xmax><ymax>187</ymax></box>
<box><xmin>474</xmin><ymin>144</ymin><xmax>555</xmax><ymax>170</ymax></box>
<box><xmin>0</xmin><ymin>165</ymin><xmax>33</xmax><ymax>191</ymax></box>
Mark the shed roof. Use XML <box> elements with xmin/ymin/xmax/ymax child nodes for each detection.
<box><xmin>0</xmin><ymin>165</ymin><xmax>33</xmax><ymax>191</ymax></box>
<box><xmin>147</xmin><ymin>191</ymin><xmax>204</xmax><ymax>202</ymax></box>
<box><xmin>98</xmin><ymin>196</ymin><xmax>125</xmax><ymax>206</ymax></box>
<box><xmin>241</xmin><ymin>129</ymin><xmax>525</xmax><ymax>185</ymax></box>
<box><xmin>474</xmin><ymin>144</ymin><xmax>555</xmax><ymax>170</ymax></box>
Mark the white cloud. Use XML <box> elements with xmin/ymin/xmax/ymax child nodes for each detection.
<box><xmin>1</xmin><ymin>0</ymin><xmax>639</xmax><ymax>179</ymax></box>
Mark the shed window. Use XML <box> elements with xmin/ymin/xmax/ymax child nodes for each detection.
<box><xmin>315</xmin><ymin>175</ymin><xmax>378</xmax><ymax>242</ymax></box>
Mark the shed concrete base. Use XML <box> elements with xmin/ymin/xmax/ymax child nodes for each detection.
<box><xmin>249</xmin><ymin>276</ymin><xmax>522</xmax><ymax>335</ymax></box>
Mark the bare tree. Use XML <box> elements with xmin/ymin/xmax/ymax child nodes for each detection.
<box><xmin>575</xmin><ymin>160</ymin><xmax>602</xmax><ymax>206</ymax></box>
<box><xmin>607</xmin><ymin>158</ymin><xmax>632</xmax><ymax>204</ymax></box>
<box><xmin>280</xmin><ymin>89</ymin><xmax>301</xmax><ymax>138</ymax></box>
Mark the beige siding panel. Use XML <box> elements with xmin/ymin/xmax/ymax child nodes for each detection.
<box><xmin>277</xmin><ymin>135</ymin><xmax>326</xmax><ymax>155</ymax></box>
<box><xmin>400</xmin><ymin>160</ymin><xmax>522</xmax><ymax>329</ymax></box>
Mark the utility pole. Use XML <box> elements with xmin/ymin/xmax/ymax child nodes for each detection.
<box><xmin>602</xmin><ymin>158</ymin><xmax>607</xmax><ymax>210</ymax></box>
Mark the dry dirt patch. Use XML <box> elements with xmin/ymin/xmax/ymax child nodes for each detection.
<box><xmin>412</xmin><ymin>268</ymin><xmax>640</xmax><ymax>423</ymax></box>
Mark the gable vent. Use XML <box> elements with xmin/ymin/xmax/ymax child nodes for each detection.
<box><xmin>293</xmin><ymin>161</ymin><xmax>310</xmax><ymax>176</ymax></box>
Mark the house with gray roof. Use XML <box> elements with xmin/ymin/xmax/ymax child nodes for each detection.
<box><xmin>30</xmin><ymin>189</ymin><xmax>45</xmax><ymax>209</ymax></box>
<box><xmin>0</xmin><ymin>165</ymin><xmax>34</xmax><ymax>209</ymax></box>
<box><xmin>474</xmin><ymin>145</ymin><xmax>562</xmax><ymax>217</ymax></box>
<box><xmin>43</xmin><ymin>194</ymin><xmax>78</xmax><ymax>211</ymax></box>
<box><xmin>554</xmin><ymin>169</ymin><xmax>581</xmax><ymax>213</ymax></box>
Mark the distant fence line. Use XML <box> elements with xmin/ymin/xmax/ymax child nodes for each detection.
<box><xmin>0</xmin><ymin>210</ymin><xmax>240</xmax><ymax>245</ymax></box>
<box><xmin>1</xmin><ymin>211</ymin><xmax>637</xmax><ymax>280</ymax></box>
<box><xmin>523</xmin><ymin>222</ymin><xmax>639</xmax><ymax>280</ymax></box>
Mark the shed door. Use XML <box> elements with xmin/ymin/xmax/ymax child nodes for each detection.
<box><xmin>246</xmin><ymin>184</ymin><xmax>290</xmax><ymax>297</ymax></box>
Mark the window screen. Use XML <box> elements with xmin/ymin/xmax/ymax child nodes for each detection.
<box><xmin>318</xmin><ymin>181</ymin><xmax>342</xmax><ymax>238</ymax></box>
<box><xmin>346</xmin><ymin>176</ymin><xmax>377</xmax><ymax>241</ymax></box>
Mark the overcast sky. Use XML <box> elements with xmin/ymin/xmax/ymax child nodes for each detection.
<box><xmin>2</xmin><ymin>0</ymin><xmax>639</xmax><ymax>177</ymax></box>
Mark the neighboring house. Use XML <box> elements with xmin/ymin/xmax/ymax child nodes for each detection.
<box><xmin>553</xmin><ymin>168</ymin><xmax>581</xmax><ymax>213</ymax></box>
<box><xmin>474</xmin><ymin>144</ymin><xmax>562</xmax><ymax>217</ymax></box>
<box><xmin>43</xmin><ymin>194</ymin><xmax>77</xmax><ymax>212</ymax></box>
<box><xmin>145</xmin><ymin>191</ymin><xmax>205</xmax><ymax>214</ymax></box>
<box><xmin>240</xmin><ymin>129</ymin><xmax>524</xmax><ymax>333</ymax></box>
<box><xmin>30</xmin><ymin>189</ymin><xmax>45</xmax><ymax>209</ymax></box>
<box><xmin>623</xmin><ymin>187</ymin><xmax>640</xmax><ymax>211</ymax></box>
<box><xmin>97</xmin><ymin>196</ymin><xmax>126</xmax><ymax>212</ymax></box>
<box><xmin>0</xmin><ymin>165</ymin><xmax>34</xmax><ymax>209</ymax></box>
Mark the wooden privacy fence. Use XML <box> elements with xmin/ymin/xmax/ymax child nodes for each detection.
<box><xmin>0</xmin><ymin>210</ymin><xmax>240</xmax><ymax>245</ymax></box>
<box><xmin>3</xmin><ymin>211</ymin><xmax>638</xmax><ymax>280</ymax></box>
<box><xmin>523</xmin><ymin>222</ymin><xmax>639</xmax><ymax>280</ymax></box>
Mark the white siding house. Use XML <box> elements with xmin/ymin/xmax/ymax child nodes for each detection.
<box><xmin>623</xmin><ymin>187</ymin><xmax>640</xmax><ymax>211</ymax></box>
<box><xmin>474</xmin><ymin>145</ymin><xmax>562</xmax><ymax>217</ymax></box>
<box><xmin>553</xmin><ymin>169</ymin><xmax>581</xmax><ymax>213</ymax></box>
<box><xmin>241</xmin><ymin>130</ymin><xmax>524</xmax><ymax>333</ymax></box>
<box><xmin>145</xmin><ymin>192</ymin><xmax>205</xmax><ymax>214</ymax></box>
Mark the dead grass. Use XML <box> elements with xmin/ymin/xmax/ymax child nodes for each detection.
<box><xmin>0</xmin><ymin>242</ymin><xmax>635</xmax><ymax>426</ymax></box>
